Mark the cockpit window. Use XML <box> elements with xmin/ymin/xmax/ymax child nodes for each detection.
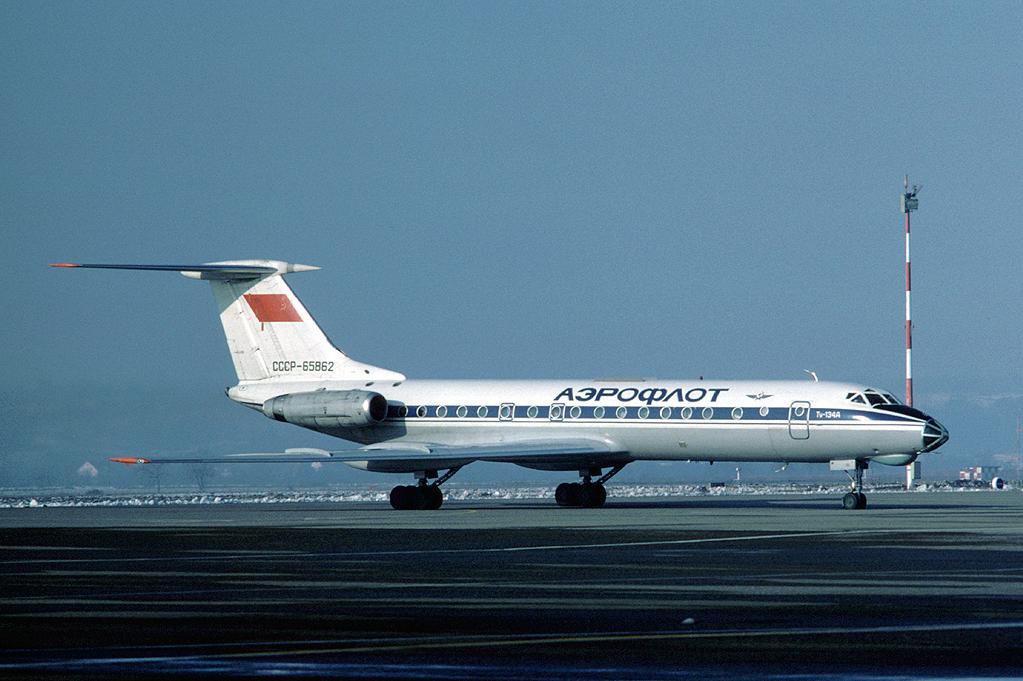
<box><xmin>882</xmin><ymin>393</ymin><xmax>901</xmax><ymax>405</ymax></box>
<box><xmin>846</xmin><ymin>392</ymin><xmax>867</xmax><ymax>405</ymax></box>
<box><xmin>863</xmin><ymin>390</ymin><xmax>886</xmax><ymax>406</ymax></box>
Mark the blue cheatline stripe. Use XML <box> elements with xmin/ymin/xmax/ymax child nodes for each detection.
<box><xmin>382</xmin><ymin>404</ymin><xmax>921</xmax><ymax>424</ymax></box>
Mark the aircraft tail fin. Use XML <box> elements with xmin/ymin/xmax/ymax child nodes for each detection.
<box><xmin>51</xmin><ymin>260</ymin><xmax>405</xmax><ymax>384</ymax></box>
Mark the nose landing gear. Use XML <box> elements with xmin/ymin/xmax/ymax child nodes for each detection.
<box><xmin>834</xmin><ymin>459</ymin><xmax>868</xmax><ymax>510</ymax></box>
<box><xmin>842</xmin><ymin>490</ymin><xmax>867</xmax><ymax>510</ymax></box>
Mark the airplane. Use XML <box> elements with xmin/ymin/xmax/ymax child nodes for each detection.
<box><xmin>52</xmin><ymin>259</ymin><xmax>949</xmax><ymax>510</ymax></box>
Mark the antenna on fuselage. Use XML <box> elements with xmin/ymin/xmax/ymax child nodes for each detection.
<box><xmin>803</xmin><ymin>370</ymin><xmax>819</xmax><ymax>383</ymax></box>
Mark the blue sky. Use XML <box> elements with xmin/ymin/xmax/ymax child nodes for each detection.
<box><xmin>3</xmin><ymin>1</ymin><xmax>1021</xmax><ymax>488</ymax></box>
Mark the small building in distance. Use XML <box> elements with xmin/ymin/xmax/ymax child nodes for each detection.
<box><xmin>959</xmin><ymin>466</ymin><xmax>1001</xmax><ymax>482</ymax></box>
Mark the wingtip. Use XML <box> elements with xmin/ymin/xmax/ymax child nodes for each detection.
<box><xmin>49</xmin><ymin>263</ymin><xmax>80</xmax><ymax>268</ymax></box>
<box><xmin>110</xmin><ymin>457</ymin><xmax>150</xmax><ymax>465</ymax></box>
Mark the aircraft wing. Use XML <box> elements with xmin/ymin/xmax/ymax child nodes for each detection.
<box><xmin>110</xmin><ymin>440</ymin><xmax>631</xmax><ymax>470</ymax></box>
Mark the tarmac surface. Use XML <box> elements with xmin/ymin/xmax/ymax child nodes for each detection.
<box><xmin>2</xmin><ymin>490</ymin><xmax>1023</xmax><ymax>679</ymax></box>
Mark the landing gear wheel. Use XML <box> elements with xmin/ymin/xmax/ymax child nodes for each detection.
<box><xmin>555</xmin><ymin>482</ymin><xmax>583</xmax><ymax>507</ymax></box>
<box><xmin>842</xmin><ymin>492</ymin><xmax>867</xmax><ymax>510</ymax></box>
<box><xmin>840</xmin><ymin>460</ymin><xmax>869</xmax><ymax>510</ymax></box>
<box><xmin>388</xmin><ymin>466</ymin><xmax>462</xmax><ymax>510</ymax></box>
<box><xmin>390</xmin><ymin>485</ymin><xmax>416</xmax><ymax>510</ymax></box>
<box><xmin>425</xmin><ymin>485</ymin><xmax>444</xmax><ymax>510</ymax></box>
<box><xmin>390</xmin><ymin>485</ymin><xmax>443</xmax><ymax>510</ymax></box>
<box><xmin>579</xmin><ymin>483</ymin><xmax>607</xmax><ymax>508</ymax></box>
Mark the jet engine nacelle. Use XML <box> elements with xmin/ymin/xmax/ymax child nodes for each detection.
<box><xmin>262</xmin><ymin>390</ymin><xmax>388</xmax><ymax>428</ymax></box>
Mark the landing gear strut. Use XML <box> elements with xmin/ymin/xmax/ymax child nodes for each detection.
<box><xmin>555</xmin><ymin>465</ymin><xmax>625</xmax><ymax>508</ymax></box>
<box><xmin>390</xmin><ymin>466</ymin><xmax>462</xmax><ymax>510</ymax></box>
<box><xmin>841</xmin><ymin>460</ymin><xmax>868</xmax><ymax>510</ymax></box>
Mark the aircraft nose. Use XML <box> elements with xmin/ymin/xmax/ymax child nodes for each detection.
<box><xmin>921</xmin><ymin>416</ymin><xmax>949</xmax><ymax>452</ymax></box>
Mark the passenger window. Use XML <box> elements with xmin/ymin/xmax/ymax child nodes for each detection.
<box><xmin>593</xmin><ymin>406</ymin><xmax>605</xmax><ymax>418</ymax></box>
<box><xmin>416</xmin><ymin>405</ymin><xmax>427</xmax><ymax>418</ymax></box>
<box><xmin>569</xmin><ymin>405</ymin><xmax>582</xmax><ymax>419</ymax></box>
<box><xmin>477</xmin><ymin>405</ymin><xmax>489</xmax><ymax>418</ymax></box>
<box><xmin>526</xmin><ymin>405</ymin><xmax>539</xmax><ymax>418</ymax></box>
<box><xmin>436</xmin><ymin>405</ymin><xmax>448</xmax><ymax>418</ymax></box>
<box><xmin>616</xmin><ymin>406</ymin><xmax>627</xmax><ymax>419</ymax></box>
<box><xmin>456</xmin><ymin>405</ymin><xmax>468</xmax><ymax>418</ymax></box>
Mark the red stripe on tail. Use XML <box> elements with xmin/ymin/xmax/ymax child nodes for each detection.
<box><xmin>244</xmin><ymin>293</ymin><xmax>302</xmax><ymax>322</ymax></box>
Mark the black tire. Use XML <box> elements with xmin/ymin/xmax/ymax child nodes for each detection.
<box><xmin>579</xmin><ymin>483</ymin><xmax>607</xmax><ymax>508</ymax></box>
<box><xmin>842</xmin><ymin>492</ymin><xmax>859</xmax><ymax>510</ymax></box>
<box><xmin>555</xmin><ymin>483</ymin><xmax>573</xmax><ymax>506</ymax></box>
<box><xmin>390</xmin><ymin>485</ymin><xmax>414</xmax><ymax>510</ymax></box>
<box><xmin>411</xmin><ymin>485</ymin><xmax>435</xmax><ymax>510</ymax></box>
<box><xmin>426</xmin><ymin>485</ymin><xmax>444</xmax><ymax>510</ymax></box>
<box><xmin>856</xmin><ymin>492</ymin><xmax>867</xmax><ymax>510</ymax></box>
<box><xmin>565</xmin><ymin>482</ymin><xmax>582</xmax><ymax>507</ymax></box>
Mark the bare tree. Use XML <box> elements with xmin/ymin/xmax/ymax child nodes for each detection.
<box><xmin>143</xmin><ymin>465</ymin><xmax>164</xmax><ymax>494</ymax></box>
<box><xmin>189</xmin><ymin>464</ymin><xmax>213</xmax><ymax>492</ymax></box>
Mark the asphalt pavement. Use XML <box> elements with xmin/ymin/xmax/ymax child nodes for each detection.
<box><xmin>2</xmin><ymin>491</ymin><xmax>1022</xmax><ymax>679</ymax></box>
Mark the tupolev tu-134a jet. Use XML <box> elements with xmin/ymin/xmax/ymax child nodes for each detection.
<box><xmin>53</xmin><ymin>259</ymin><xmax>948</xmax><ymax>510</ymax></box>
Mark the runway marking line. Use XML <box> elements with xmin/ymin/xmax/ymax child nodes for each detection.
<box><xmin>332</xmin><ymin>528</ymin><xmax>940</xmax><ymax>557</ymax></box>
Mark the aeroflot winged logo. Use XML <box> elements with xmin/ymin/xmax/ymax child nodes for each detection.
<box><xmin>244</xmin><ymin>294</ymin><xmax>302</xmax><ymax>322</ymax></box>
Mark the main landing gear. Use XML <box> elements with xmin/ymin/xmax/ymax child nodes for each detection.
<box><xmin>555</xmin><ymin>465</ymin><xmax>626</xmax><ymax>508</ymax></box>
<box><xmin>390</xmin><ymin>466</ymin><xmax>462</xmax><ymax>510</ymax></box>
<box><xmin>840</xmin><ymin>460</ymin><xmax>868</xmax><ymax>510</ymax></box>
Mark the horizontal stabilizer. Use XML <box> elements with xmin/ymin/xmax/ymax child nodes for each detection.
<box><xmin>53</xmin><ymin>259</ymin><xmax>403</xmax><ymax>382</ymax></box>
<box><xmin>50</xmin><ymin>261</ymin><xmax>319</xmax><ymax>281</ymax></box>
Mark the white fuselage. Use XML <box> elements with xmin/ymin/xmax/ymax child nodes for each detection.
<box><xmin>230</xmin><ymin>378</ymin><xmax>938</xmax><ymax>472</ymax></box>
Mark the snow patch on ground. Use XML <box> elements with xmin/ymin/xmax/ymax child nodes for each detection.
<box><xmin>0</xmin><ymin>480</ymin><xmax>1013</xmax><ymax>508</ymax></box>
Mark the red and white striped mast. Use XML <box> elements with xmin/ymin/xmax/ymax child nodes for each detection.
<box><xmin>901</xmin><ymin>176</ymin><xmax>921</xmax><ymax>488</ymax></box>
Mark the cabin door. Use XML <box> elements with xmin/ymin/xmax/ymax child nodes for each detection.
<box><xmin>788</xmin><ymin>401</ymin><xmax>810</xmax><ymax>440</ymax></box>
